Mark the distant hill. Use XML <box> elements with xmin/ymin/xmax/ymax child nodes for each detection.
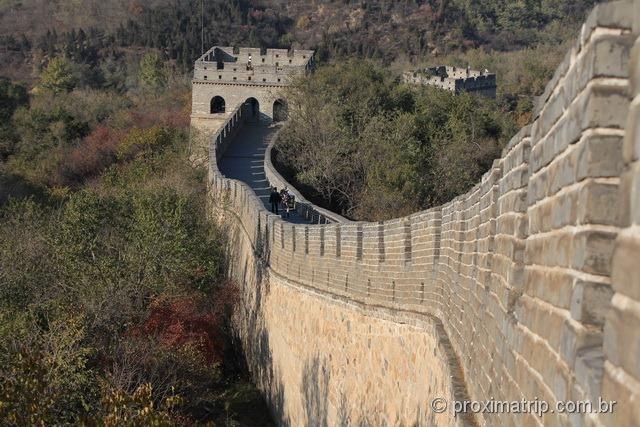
<box><xmin>276</xmin><ymin>0</ymin><xmax>601</xmax><ymax>62</ymax></box>
<box><xmin>0</xmin><ymin>0</ymin><xmax>601</xmax><ymax>60</ymax></box>
<box><xmin>0</xmin><ymin>0</ymin><xmax>603</xmax><ymax>116</ymax></box>
<box><xmin>0</xmin><ymin>0</ymin><xmax>172</xmax><ymax>37</ymax></box>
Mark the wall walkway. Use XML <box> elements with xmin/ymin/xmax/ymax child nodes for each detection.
<box><xmin>216</xmin><ymin>117</ymin><xmax>348</xmax><ymax>224</ymax></box>
<box><xmin>203</xmin><ymin>2</ymin><xmax>640</xmax><ymax>425</ymax></box>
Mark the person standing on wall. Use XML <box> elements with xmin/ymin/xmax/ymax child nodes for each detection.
<box><xmin>269</xmin><ymin>187</ymin><xmax>281</xmax><ymax>214</ymax></box>
<box><xmin>286</xmin><ymin>193</ymin><xmax>295</xmax><ymax>218</ymax></box>
<box><xmin>280</xmin><ymin>187</ymin><xmax>291</xmax><ymax>218</ymax></box>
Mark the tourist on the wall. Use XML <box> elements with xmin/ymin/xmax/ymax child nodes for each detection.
<box><xmin>269</xmin><ymin>187</ymin><xmax>281</xmax><ymax>214</ymax></box>
<box><xmin>286</xmin><ymin>193</ymin><xmax>295</xmax><ymax>218</ymax></box>
<box><xmin>280</xmin><ymin>187</ymin><xmax>295</xmax><ymax>218</ymax></box>
<box><xmin>280</xmin><ymin>187</ymin><xmax>292</xmax><ymax>218</ymax></box>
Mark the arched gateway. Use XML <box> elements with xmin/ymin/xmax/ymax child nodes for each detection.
<box><xmin>273</xmin><ymin>99</ymin><xmax>288</xmax><ymax>122</ymax></box>
<box><xmin>243</xmin><ymin>97</ymin><xmax>260</xmax><ymax>122</ymax></box>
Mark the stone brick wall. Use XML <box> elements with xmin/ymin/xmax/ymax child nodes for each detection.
<box><xmin>603</xmin><ymin>2</ymin><xmax>640</xmax><ymax>425</ymax></box>
<box><xmin>264</xmin><ymin>141</ymin><xmax>352</xmax><ymax>224</ymax></box>
<box><xmin>204</xmin><ymin>2</ymin><xmax>640</xmax><ymax>425</ymax></box>
<box><xmin>191</xmin><ymin>81</ymin><xmax>284</xmax><ymax>120</ymax></box>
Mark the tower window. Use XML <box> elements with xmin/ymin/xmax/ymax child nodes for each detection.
<box><xmin>233</xmin><ymin>76</ymin><xmax>237</xmax><ymax>81</ymax></box>
<box><xmin>210</xmin><ymin>96</ymin><xmax>225</xmax><ymax>113</ymax></box>
<box><xmin>263</xmin><ymin>78</ymin><xmax>266</xmax><ymax>82</ymax></box>
<box><xmin>204</xmin><ymin>75</ymin><xmax>207</xmax><ymax>80</ymax></box>
<box><xmin>248</xmin><ymin>76</ymin><xmax>251</xmax><ymax>81</ymax></box>
<box><xmin>218</xmin><ymin>75</ymin><xmax>222</xmax><ymax>79</ymax></box>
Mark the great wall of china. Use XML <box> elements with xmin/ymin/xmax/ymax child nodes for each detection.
<box><xmin>193</xmin><ymin>1</ymin><xmax>640</xmax><ymax>425</ymax></box>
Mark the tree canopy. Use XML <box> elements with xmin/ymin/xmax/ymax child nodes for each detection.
<box><xmin>38</xmin><ymin>57</ymin><xmax>78</xmax><ymax>93</ymax></box>
<box><xmin>276</xmin><ymin>61</ymin><xmax>516</xmax><ymax>220</ymax></box>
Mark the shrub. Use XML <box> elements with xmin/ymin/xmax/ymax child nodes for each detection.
<box><xmin>39</xmin><ymin>57</ymin><xmax>78</xmax><ymax>94</ymax></box>
<box><xmin>58</xmin><ymin>126</ymin><xmax>121</xmax><ymax>186</ymax></box>
<box><xmin>116</xmin><ymin>126</ymin><xmax>174</xmax><ymax>160</ymax></box>
<box><xmin>93</xmin><ymin>383</ymin><xmax>182</xmax><ymax>426</ymax></box>
<box><xmin>0</xmin><ymin>316</ymin><xmax>100</xmax><ymax>425</ymax></box>
<box><xmin>139</xmin><ymin>52</ymin><xmax>167</xmax><ymax>90</ymax></box>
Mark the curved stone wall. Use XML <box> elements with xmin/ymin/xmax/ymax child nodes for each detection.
<box><xmin>204</xmin><ymin>2</ymin><xmax>640</xmax><ymax>425</ymax></box>
<box><xmin>264</xmin><ymin>140</ymin><xmax>351</xmax><ymax>224</ymax></box>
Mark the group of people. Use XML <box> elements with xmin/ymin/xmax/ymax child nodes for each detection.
<box><xmin>269</xmin><ymin>187</ymin><xmax>295</xmax><ymax>218</ymax></box>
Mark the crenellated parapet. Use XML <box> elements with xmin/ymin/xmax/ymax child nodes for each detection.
<box><xmin>194</xmin><ymin>46</ymin><xmax>314</xmax><ymax>85</ymax></box>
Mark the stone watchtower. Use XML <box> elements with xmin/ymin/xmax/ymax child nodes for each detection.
<box><xmin>403</xmin><ymin>65</ymin><xmax>497</xmax><ymax>98</ymax></box>
<box><xmin>190</xmin><ymin>46</ymin><xmax>315</xmax><ymax>134</ymax></box>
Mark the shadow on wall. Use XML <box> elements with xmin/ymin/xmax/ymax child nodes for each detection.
<box><xmin>300</xmin><ymin>354</ymin><xmax>389</xmax><ymax>427</ymax></box>
<box><xmin>233</xmin><ymin>206</ymin><xmax>450</xmax><ymax>427</ymax></box>
<box><xmin>226</xmin><ymin>212</ymin><xmax>284</xmax><ymax>422</ymax></box>
<box><xmin>226</xmin><ymin>211</ymin><xmax>343</xmax><ymax>426</ymax></box>
<box><xmin>302</xmin><ymin>356</ymin><xmax>330</xmax><ymax>427</ymax></box>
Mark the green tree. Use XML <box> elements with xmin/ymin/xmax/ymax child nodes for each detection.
<box><xmin>138</xmin><ymin>52</ymin><xmax>167</xmax><ymax>90</ymax></box>
<box><xmin>277</xmin><ymin>61</ymin><xmax>516</xmax><ymax>220</ymax></box>
<box><xmin>0</xmin><ymin>79</ymin><xmax>28</xmax><ymax>158</ymax></box>
<box><xmin>39</xmin><ymin>57</ymin><xmax>78</xmax><ymax>93</ymax></box>
<box><xmin>0</xmin><ymin>79</ymin><xmax>28</xmax><ymax>122</ymax></box>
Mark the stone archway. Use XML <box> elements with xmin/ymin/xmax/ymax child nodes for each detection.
<box><xmin>243</xmin><ymin>97</ymin><xmax>260</xmax><ymax>123</ymax></box>
<box><xmin>210</xmin><ymin>96</ymin><xmax>226</xmax><ymax>114</ymax></box>
<box><xmin>273</xmin><ymin>99</ymin><xmax>288</xmax><ymax>122</ymax></box>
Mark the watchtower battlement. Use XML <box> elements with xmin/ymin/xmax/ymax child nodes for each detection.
<box><xmin>190</xmin><ymin>45</ymin><xmax>315</xmax><ymax>162</ymax></box>
<box><xmin>194</xmin><ymin>46</ymin><xmax>315</xmax><ymax>86</ymax></box>
<box><xmin>403</xmin><ymin>65</ymin><xmax>497</xmax><ymax>98</ymax></box>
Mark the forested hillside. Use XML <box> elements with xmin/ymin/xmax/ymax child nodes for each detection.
<box><xmin>0</xmin><ymin>23</ymin><xmax>274</xmax><ymax>424</ymax></box>
<box><xmin>275</xmin><ymin>61</ymin><xmax>517</xmax><ymax>220</ymax></box>
<box><xmin>0</xmin><ymin>0</ymin><xmax>599</xmax><ymax>59</ymax></box>
<box><xmin>0</xmin><ymin>0</ymin><xmax>173</xmax><ymax>37</ymax></box>
<box><xmin>0</xmin><ymin>0</ymin><xmax>601</xmax><ymax>122</ymax></box>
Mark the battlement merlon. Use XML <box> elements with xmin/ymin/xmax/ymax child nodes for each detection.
<box><xmin>193</xmin><ymin>46</ymin><xmax>315</xmax><ymax>85</ymax></box>
<box><xmin>195</xmin><ymin>46</ymin><xmax>315</xmax><ymax>69</ymax></box>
